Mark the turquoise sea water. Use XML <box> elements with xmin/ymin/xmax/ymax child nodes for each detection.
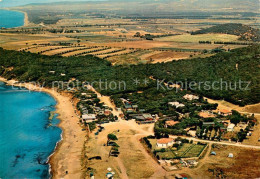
<box><xmin>0</xmin><ymin>10</ymin><xmax>24</xmax><ymax>28</ymax></box>
<box><xmin>0</xmin><ymin>81</ymin><xmax>62</xmax><ymax>178</ymax></box>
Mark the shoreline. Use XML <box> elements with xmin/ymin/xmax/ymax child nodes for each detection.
<box><xmin>2</xmin><ymin>8</ymin><xmax>29</xmax><ymax>27</ymax></box>
<box><xmin>0</xmin><ymin>77</ymin><xmax>86</xmax><ymax>179</ymax></box>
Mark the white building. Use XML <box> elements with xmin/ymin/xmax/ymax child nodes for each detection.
<box><xmin>156</xmin><ymin>138</ymin><xmax>175</xmax><ymax>148</ymax></box>
<box><xmin>168</xmin><ymin>102</ymin><xmax>185</xmax><ymax>108</ymax></box>
<box><xmin>227</xmin><ymin>123</ymin><xmax>235</xmax><ymax>132</ymax></box>
<box><xmin>82</xmin><ymin>114</ymin><xmax>96</xmax><ymax>121</ymax></box>
<box><xmin>183</xmin><ymin>94</ymin><xmax>199</xmax><ymax>101</ymax></box>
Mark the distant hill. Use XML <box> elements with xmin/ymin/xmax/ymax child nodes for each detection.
<box><xmin>191</xmin><ymin>23</ymin><xmax>260</xmax><ymax>42</ymax></box>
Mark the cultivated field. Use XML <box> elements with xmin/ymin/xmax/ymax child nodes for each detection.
<box><xmin>155</xmin><ymin>34</ymin><xmax>240</xmax><ymax>43</ymax></box>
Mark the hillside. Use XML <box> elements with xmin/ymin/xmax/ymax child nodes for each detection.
<box><xmin>192</xmin><ymin>23</ymin><xmax>260</xmax><ymax>42</ymax></box>
<box><xmin>0</xmin><ymin>45</ymin><xmax>259</xmax><ymax>106</ymax></box>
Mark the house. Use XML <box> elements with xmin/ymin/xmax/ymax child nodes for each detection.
<box><xmin>183</xmin><ymin>94</ymin><xmax>199</xmax><ymax>101</ymax></box>
<box><xmin>143</xmin><ymin>113</ymin><xmax>154</xmax><ymax>120</ymax></box>
<box><xmin>156</xmin><ymin>138</ymin><xmax>174</xmax><ymax>148</ymax></box>
<box><xmin>218</xmin><ymin>109</ymin><xmax>232</xmax><ymax>116</ymax></box>
<box><xmin>82</xmin><ymin>114</ymin><xmax>96</xmax><ymax>121</ymax></box>
<box><xmin>132</xmin><ymin>105</ymin><xmax>138</xmax><ymax>110</ymax></box>
<box><xmin>168</xmin><ymin>102</ymin><xmax>185</xmax><ymax>108</ymax></box>
<box><xmin>203</xmin><ymin>122</ymin><xmax>215</xmax><ymax>126</ymax></box>
<box><xmin>60</xmin><ymin>73</ymin><xmax>66</xmax><ymax>76</ymax></box>
<box><xmin>165</xmin><ymin>120</ymin><xmax>179</xmax><ymax>128</ymax></box>
<box><xmin>227</xmin><ymin>123</ymin><xmax>235</xmax><ymax>132</ymax></box>
<box><xmin>176</xmin><ymin>104</ymin><xmax>185</xmax><ymax>108</ymax></box>
<box><xmin>198</xmin><ymin>111</ymin><xmax>216</xmax><ymax>118</ymax></box>
<box><xmin>169</xmin><ymin>102</ymin><xmax>180</xmax><ymax>106</ymax></box>
<box><xmin>187</xmin><ymin>130</ymin><xmax>196</xmax><ymax>137</ymax></box>
<box><xmin>104</xmin><ymin>110</ymin><xmax>112</xmax><ymax>116</ymax></box>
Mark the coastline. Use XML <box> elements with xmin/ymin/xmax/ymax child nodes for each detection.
<box><xmin>22</xmin><ymin>11</ymin><xmax>29</xmax><ymax>26</ymax></box>
<box><xmin>0</xmin><ymin>77</ymin><xmax>86</xmax><ymax>179</ymax></box>
<box><xmin>3</xmin><ymin>8</ymin><xmax>29</xmax><ymax>27</ymax></box>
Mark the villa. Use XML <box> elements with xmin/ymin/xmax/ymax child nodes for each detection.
<box><xmin>218</xmin><ymin>109</ymin><xmax>232</xmax><ymax>116</ymax></box>
<box><xmin>183</xmin><ymin>94</ymin><xmax>199</xmax><ymax>101</ymax></box>
<box><xmin>156</xmin><ymin>138</ymin><xmax>175</xmax><ymax>148</ymax></box>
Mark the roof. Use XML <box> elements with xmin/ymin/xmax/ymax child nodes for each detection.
<box><xmin>203</xmin><ymin>122</ymin><xmax>215</xmax><ymax>125</ymax></box>
<box><xmin>168</xmin><ymin>102</ymin><xmax>179</xmax><ymax>106</ymax></box>
<box><xmin>199</xmin><ymin>112</ymin><xmax>216</xmax><ymax>118</ymax></box>
<box><xmin>157</xmin><ymin>138</ymin><xmax>174</xmax><ymax>144</ymax></box>
<box><xmin>219</xmin><ymin>109</ymin><xmax>232</xmax><ymax>114</ymax></box>
<box><xmin>143</xmin><ymin>113</ymin><xmax>153</xmax><ymax>119</ymax></box>
<box><xmin>82</xmin><ymin>114</ymin><xmax>96</xmax><ymax>120</ymax></box>
<box><xmin>227</xmin><ymin>123</ymin><xmax>235</xmax><ymax>128</ymax></box>
<box><xmin>165</xmin><ymin>120</ymin><xmax>179</xmax><ymax>126</ymax></box>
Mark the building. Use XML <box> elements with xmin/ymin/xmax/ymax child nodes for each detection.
<box><xmin>168</xmin><ymin>102</ymin><xmax>185</xmax><ymax>108</ymax></box>
<box><xmin>227</xmin><ymin>123</ymin><xmax>235</xmax><ymax>132</ymax></box>
<box><xmin>169</xmin><ymin>102</ymin><xmax>180</xmax><ymax>106</ymax></box>
<box><xmin>187</xmin><ymin>130</ymin><xmax>196</xmax><ymax>137</ymax></box>
<box><xmin>82</xmin><ymin>114</ymin><xmax>96</xmax><ymax>121</ymax></box>
<box><xmin>165</xmin><ymin>120</ymin><xmax>179</xmax><ymax>128</ymax></box>
<box><xmin>143</xmin><ymin>113</ymin><xmax>154</xmax><ymax>120</ymax></box>
<box><xmin>132</xmin><ymin>105</ymin><xmax>138</xmax><ymax>110</ymax></box>
<box><xmin>156</xmin><ymin>138</ymin><xmax>175</xmax><ymax>148</ymax></box>
<box><xmin>203</xmin><ymin>122</ymin><xmax>215</xmax><ymax>126</ymax></box>
<box><xmin>218</xmin><ymin>109</ymin><xmax>232</xmax><ymax>116</ymax></box>
<box><xmin>104</xmin><ymin>110</ymin><xmax>112</xmax><ymax>116</ymax></box>
<box><xmin>183</xmin><ymin>94</ymin><xmax>199</xmax><ymax>101</ymax></box>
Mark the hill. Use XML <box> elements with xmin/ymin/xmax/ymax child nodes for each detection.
<box><xmin>0</xmin><ymin>45</ymin><xmax>259</xmax><ymax>106</ymax></box>
<box><xmin>191</xmin><ymin>23</ymin><xmax>260</xmax><ymax>42</ymax></box>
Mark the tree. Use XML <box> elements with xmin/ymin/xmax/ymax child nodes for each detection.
<box><xmin>134</xmin><ymin>32</ymin><xmax>141</xmax><ymax>37</ymax></box>
<box><xmin>107</xmin><ymin>133</ymin><xmax>118</xmax><ymax>141</ymax></box>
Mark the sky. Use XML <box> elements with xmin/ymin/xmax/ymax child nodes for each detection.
<box><xmin>0</xmin><ymin>0</ymin><xmax>102</xmax><ymax>7</ymax></box>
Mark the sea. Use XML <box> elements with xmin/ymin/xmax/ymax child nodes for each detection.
<box><xmin>0</xmin><ymin>81</ymin><xmax>62</xmax><ymax>178</ymax></box>
<box><xmin>0</xmin><ymin>9</ymin><xmax>25</xmax><ymax>28</ymax></box>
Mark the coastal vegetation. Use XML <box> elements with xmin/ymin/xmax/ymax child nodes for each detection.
<box><xmin>0</xmin><ymin>45</ymin><xmax>259</xmax><ymax>106</ymax></box>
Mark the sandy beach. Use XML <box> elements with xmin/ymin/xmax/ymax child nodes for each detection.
<box><xmin>23</xmin><ymin>11</ymin><xmax>29</xmax><ymax>26</ymax></box>
<box><xmin>0</xmin><ymin>77</ymin><xmax>86</xmax><ymax>179</ymax></box>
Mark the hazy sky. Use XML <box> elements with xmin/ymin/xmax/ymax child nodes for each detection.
<box><xmin>0</xmin><ymin>0</ymin><xmax>102</xmax><ymax>7</ymax></box>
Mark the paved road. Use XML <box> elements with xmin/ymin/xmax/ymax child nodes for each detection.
<box><xmin>169</xmin><ymin>135</ymin><xmax>260</xmax><ymax>149</ymax></box>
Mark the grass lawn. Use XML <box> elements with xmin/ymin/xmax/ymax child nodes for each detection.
<box><xmin>151</xmin><ymin>142</ymin><xmax>206</xmax><ymax>159</ymax></box>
